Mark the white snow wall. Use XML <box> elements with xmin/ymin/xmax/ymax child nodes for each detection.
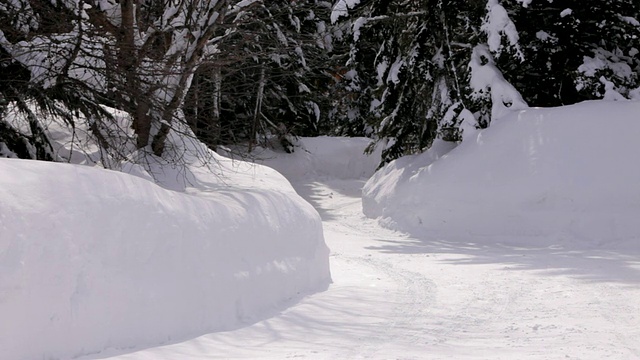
<box><xmin>0</xmin><ymin>159</ymin><xmax>330</xmax><ymax>360</ymax></box>
<box><xmin>363</xmin><ymin>100</ymin><xmax>640</xmax><ymax>241</ymax></box>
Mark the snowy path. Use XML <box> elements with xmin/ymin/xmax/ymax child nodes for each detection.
<box><xmin>100</xmin><ymin>178</ymin><xmax>640</xmax><ymax>360</ymax></box>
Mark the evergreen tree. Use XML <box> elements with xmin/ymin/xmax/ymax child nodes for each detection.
<box><xmin>332</xmin><ymin>0</ymin><xmax>521</xmax><ymax>164</ymax></box>
<box><xmin>0</xmin><ymin>0</ymin><xmax>109</xmax><ymax>160</ymax></box>
<box><xmin>497</xmin><ymin>0</ymin><xmax>640</xmax><ymax>105</ymax></box>
<box><xmin>332</xmin><ymin>0</ymin><xmax>639</xmax><ymax>164</ymax></box>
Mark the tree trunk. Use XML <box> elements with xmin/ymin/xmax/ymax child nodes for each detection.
<box><xmin>119</xmin><ymin>0</ymin><xmax>154</xmax><ymax>149</ymax></box>
<box><xmin>209</xmin><ymin>64</ymin><xmax>222</xmax><ymax>149</ymax></box>
<box><xmin>248</xmin><ymin>66</ymin><xmax>266</xmax><ymax>152</ymax></box>
<box><xmin>151</xmin><ymin>1</ymin><xmax>228</xmax><ymax>156</ymax></box>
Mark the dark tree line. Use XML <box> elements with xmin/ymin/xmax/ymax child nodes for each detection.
<box><xmin>184</xmin><ymin>1</ymin><xmax>336</xmax><ymax>152</ymax></box>
<box><xmin>331</xmin><ymin>0</ymin><xmax>640</xmax><ymax>164</ymax></box>
<box><xmin>1</xmin><ymin>0</ymin><xmax>639</xmax><ymax>165</ymax></box>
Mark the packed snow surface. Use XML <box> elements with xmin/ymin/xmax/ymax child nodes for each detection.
<box><xmin>0</xmin><ymin>152</ymin><xmax>330</xmax><ymax>360</ymax></box>
<box><xmin>364</xmin><ymin>100</ymin><xmax>640</xmax><ymax>243</ymax></box>
<box><xmin>243</xmin><ymin>136</ymin><xmax>382</xmax><ymax>180</ymax></box>
<box><xmin>87</xmin><ymin>109</ymin><xmax>640</xmax><ymax>359</ymax></box>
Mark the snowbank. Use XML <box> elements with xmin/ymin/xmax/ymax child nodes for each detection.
<box><xmin>0</xmin><ymin>152</ymin><xmax>329</xmax><ymax>359</ymax></box>
<box><xmin>362</xmin><ymin>139</ymin><xmax>457</xmax><ymax>219</ymax></box>
<box><xmin>244</xmin><ymin>136</ymin><xmax>381</xmax><ymax>180</ymax></box>
<box><xmin>363</xmin><ymin>100</ymin><xmax>640</xmax><ymax>243</ymax></box>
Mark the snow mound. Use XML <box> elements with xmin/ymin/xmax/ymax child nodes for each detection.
<box><xmin>246</xmin><ymin>136</ymin><xmax>381</xmax><ymax>180</ymax></box>
<box><xmin>0</xmin><ymin>154</ymin><xmax>330</xmax><ymax>359</ymax></box>
<box><xmin>363</xmin><ymin>100</ymin><xmax>640</xmax><ymax>243</ymax></box>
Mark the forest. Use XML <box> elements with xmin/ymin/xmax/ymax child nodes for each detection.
<box><xmin>1</xmin><ymin>0</ymin><xmax>638</xmax><ymax>165</ymax></box>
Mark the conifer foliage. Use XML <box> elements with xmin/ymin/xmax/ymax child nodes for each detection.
<box><xmin>331</xmin><ymin>0</ymin><xmax>640</xmax><ymax>164</ymax></box>
<box><xmin>331</xmin><ymin>0</ymin><xmax>521</xmax><ymax>163</ymax></box>
<box><xmin>499</xmin><ymin>0</ymin><xmax>640</xmax><ymax>105</ymax></box>
<box><xmin>0</xmin><ymin>1</ymin><xmax>638</xmax><ymax>164</ymax></box>
<box><xmin>1</xmin><ymin>0</ymin><xmax>236</xmax><ymax>160</ymax></box>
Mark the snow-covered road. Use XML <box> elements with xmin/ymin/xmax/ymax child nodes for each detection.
<box><xmin>100</xmin><ymin>178</ymin><xmax>640</xmax><ymax>360</ymax></box>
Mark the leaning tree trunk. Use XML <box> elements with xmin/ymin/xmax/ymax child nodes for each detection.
<box><xmin>150</xmin><ymin>1</ymin><xmax>229</xmax><ymax>156</ymax></box>
<box><xmin>86</xmin><ymin>0</ymin><xmax>231</xmax><ymax>157</ymax></box>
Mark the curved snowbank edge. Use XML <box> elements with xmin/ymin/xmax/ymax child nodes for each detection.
<box><xmin>0</xmin><ymin>158</ymin><xmax>330</xmax><ymax>360</ymax></box>
<box><xmin>363</xmin><ymin>100</ymin><xmax>640</xmax><ymax>243</ymax></box>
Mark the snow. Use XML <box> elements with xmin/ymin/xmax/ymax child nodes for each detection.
<box><xmin>232</xmin><ymin>0</ymin><xmax>259</xmax><ymax>10</ymax></box>
<box><xmin>619</xmin><ymin>15</ymin><xmax>640</xmax><ymax>27</ymax></box>
<box><xmin>363</xmin><ymin>100</ymin><xmax>640</xmax><ymax>243</ymax></box>
<box><xmin>352</xmin><ymin>16</ymin><xmax>368</xmax><ymax>42</ymax></box>
<box><xmin>0</xmin><ymin>125</ymin><xmax>330</xmax><ymax>359</ymax></box>
<box><xmin>274</xmin><ymin>23</ymin><xmax>288</xmax><ymax>46</ymax></box>
<box><xmin>238</xmin><ymin>136</ymin><xmax>381</xmax><ymax>181</ymax></box>
<box><xmin>376</xmin><ymin>60</ymin><xmax>388</xmax><ymax>86</ymax></box>
<box><xmin>482</xmin><ymin>0</ymin><xmax>523</xmax><ymax>59</ymax></box>
<box><xmin>387</xmin><ymin>57</ymin><xmax>404</xmax><ymax>85</ymax></box>
<box><xmin>469</xmin><ymin>44</ymin><xmax>528</xmax><ymax>120</ymax></box>
<box><xmin>560</xmin><ymin>8</ymin><xmax>573</xmax><ymax>18</ymax></box>
<box><xmin>577</xmin><ymin>48</ymin><xmax>637</xmax><ymax>99</ymax></box>
<box><xmin>600</xmin><ymin>76</ymin><xmax>627</xmax><ymax>101</ymax></box>
<box><xmin>578</xmin><ymin>49</ymin><xmax>634</xmax><ymax>80</ymax></box>
<box><xmin>330</xmin><ymin>0</ymin><xmax>361</xmax><ymax>24</ymax></box>
<box><xmin>3</xmin><ymin>99</ymin><xmax>640</xmax><ymax>359</ymax></box>
<box><xmin>362</xmin><ymin>139</ymin><xmax>457</xmax><ymax>219</ymax></box>
<box><xmin>79</xmin><ymin>107</ymin><xmax>640</xmax><ymax>359</ymax></box>
<box><xmin>535</xmin><ymin>30</ymin><xmax>552</xmax><ymax>42</ymax></box>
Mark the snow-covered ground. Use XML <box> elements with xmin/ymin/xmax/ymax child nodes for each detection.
<box><xmin>0</xmin><ymin>113</ymin><xmax>330</xmax><ymax>360</ymax></box>
<box><xmin>2</xmin><ymin>101</ymin><xmax>640</xmax><ymax>359</ymax></box>
<box><xmin>100</xmin><ymin>178</ymin><xmax>640</xmax><ymax>359</ymax></box>
<box><xmin>87</xmin><ymin>101</ymin><xmax>640</xmax><ymax>359</ymax></box>
<box><xmin>363</xmin><ymin>100</ymin><xmax>640</xmax><ymax>244</ymax></box>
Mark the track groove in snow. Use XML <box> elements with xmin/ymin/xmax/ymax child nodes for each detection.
<box><xmin>94</xmin><ymin>177</ymin><xmax>640</xmax><ymax>360</ymax></box>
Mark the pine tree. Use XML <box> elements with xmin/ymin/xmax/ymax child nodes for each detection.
<box><xmin>332</xmin><ymin>0</ymin><xmax>509</xmax><ymax>164</ymax></box>
<box><xmin>0</xmin><ymin>0</ymin><xmax>110</xmax><ymax>160</ymax></box>
<box><xmin>332</xmin><ymin>0</ymin><xmax>639</xmax><ymax>165</ymax></box>
<box><xmin>497</xmin><ymin>0</ymin><xmax>640</xmax><ymax>105</ymax></box>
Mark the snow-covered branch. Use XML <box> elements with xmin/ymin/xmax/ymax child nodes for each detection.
<box><xmin>469</xmin><ymin>44</ymin><xmax>528</xmax><ymax>120</ymax></box>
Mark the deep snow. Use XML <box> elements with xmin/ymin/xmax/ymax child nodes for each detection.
<box><xmin>364</xmin><ymin>100</ymin><xmax>640</xmax><ymax>244</ymax></box>
<box><xmin>238</xmin><ymin>136</ymin><xmax>382</xmax><ymax>181</ymax></box>
<box><xmin>0</xmin><ymin>115</ymin><xmax>330</xmax><ymax>360</ymax></box>
<box><xmin>84</xmin><ymin>102</ymin><xmax>640</xmax><ymax>359</ymax></box>
<box><xmin>98</xmin><ymin>179</ymin><xmax>640</xmax><ymax>359</ymax></box>
<box><xmin>2</xmin><ymin>101</ymin><xmax>640</xmax><ymax>359</ymax></box>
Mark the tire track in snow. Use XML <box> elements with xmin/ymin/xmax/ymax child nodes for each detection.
<box><xmin>331</xmin><ymin>253</ymin><xmax>436</xmax><ymax>358</ymax></box>
<box><xmin>313</xmin><ymin>179</ymin><xmax>526</xmax><ymax>356</ymax></box>
<box><xmin>311</xmin><ymin>179</ymin><xmax>441</xmax><ymax>357</ymax></box>
<box><xmin>96</xmin><ymin>178</ymin><xmax>640</xmax><ymax>360</ymax></box>
<box><xmin>312</xmin><ymin>180</ymin><xmax>572</xmax><ymax>357</ymax></box>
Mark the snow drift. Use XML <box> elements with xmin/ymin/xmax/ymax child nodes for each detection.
<box><xmin>363</xmin><ymin>100</ymin><xmax>640</xmax><ymax>243</ymax></box>
<box><xmin>0</xmin><ymin>153</ymin><xmax>329</xmax><ymax>359</ymax></box>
